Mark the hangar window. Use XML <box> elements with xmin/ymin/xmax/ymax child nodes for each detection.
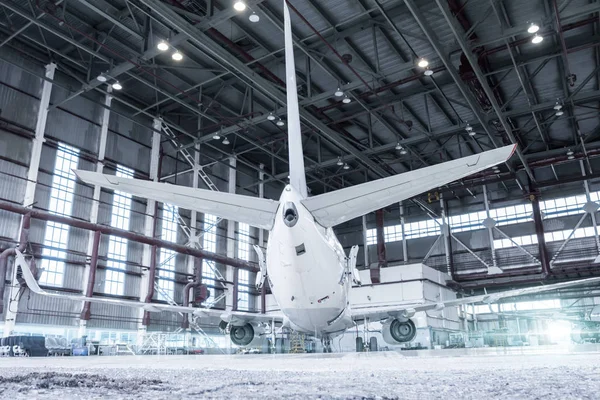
<box><xmin>157</xmin><ymin>204</ymin><xmax>178</xmax><ymax>301</ymax></box>
<box><xmin>448</xmin><ymin>211</ymin><xmax>486</xmax><ymax>233</ymax></box>
<box><xmin>40</xmin><ymin>143</ymin><xmax>80</xmax><ymax>287</ymax></box>
<box><xmin>202</xmin><ymin>213</ymin><xmax>219</xmax><ymax>304</ymax></box>
<box><xmin>237</xmin><ymin>223</ymin><xmax>251</xmax><ymax>311</ymax></box>
<box><xmin>541</xmin><ymin>194</ymin><xmax>591</xmax><ymax>219</ymax></box>
<box><xmin>489</xmin><ymin>204</ymin><xmax>532</xmax><ymax>226</ymax></box>
<box><xmin>104</xmin><ymin>165</ymin><xmax>133</xmax><ymax>296</ymax></box>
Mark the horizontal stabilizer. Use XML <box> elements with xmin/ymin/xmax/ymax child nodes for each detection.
<box><xmin>302</xmin><ymin>145</ymin><xmax>516</xmax><ymax>227</ymax></box>
<box><xmin>74</xmin><ymin>170</ymin><xmax>279</xmax><ymax>230</ymax></box>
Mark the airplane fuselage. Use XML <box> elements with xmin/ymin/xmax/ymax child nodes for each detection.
<box><xmin>266</xmin><ymin>185</ymin><xmax>354</xmax><ymax>337</ymax></box>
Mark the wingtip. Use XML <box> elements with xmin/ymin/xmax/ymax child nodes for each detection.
<box><xmin>508</xmin><ymin>144</ymin><xmax>517</xmax><ymax>160</ymax></box>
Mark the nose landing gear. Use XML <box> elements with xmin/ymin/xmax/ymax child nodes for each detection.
<box><xmin>321</xmin><ymin>336</ymin><xmax>332</xmax><ymax>353</ymax></box>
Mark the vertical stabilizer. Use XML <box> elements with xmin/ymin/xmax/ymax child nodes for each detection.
<box><xmin>283</xmin><ymin>1</ymin><xmax>308</xmax><ymax>198</ymax></box>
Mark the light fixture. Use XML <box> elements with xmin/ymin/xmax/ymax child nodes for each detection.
<box><xmin>400</xmin><ymin>147</ymin><xmax>408</xmax><ymax>155</ymax></box>
<box><xmin>532</xmin><ymin>34</ymin><xmax>543</xmax><ymax>44</ymax></box>
<box><xmin>567</xmin><ymin>149</ymin><xmax>574</xmax><ymax>160</ymax></box>
<box><xmin>233</xmin><ymin>1</ymin><xmax>246</xmax><ymax>11</ymax></box>
<box><xmin>424</xmin><ymin>68</ymin><xmax>434</xmax><ymax>76</ymax></box>
<box><xmin>157</xmin><ymin>40</ymin><xmax>169</xmax><ymax>51</ymax></box>
<box><xmin>213</xmin><ymin>130</ymin><xmax>221</xmax><ymax>140</ymax></box>
<box><xmin>417</xmin><ymin>58</ymin><xmax>429</xmax><ymax>68</ymax></box>
<box><xmin>97</xmin><ymin>73</ymin><xmax>107</xmax><ymax>82</ymax></box>
<box><xmin>465</xmin><ymin>123</ymin><xmax>473</xmax><ymax>133</ymax></box>
<box><xmin>334</xmin><ymin>87</ymin><xmax>344</xmax><ymax>97</ymax></box>
<box><xmin>493</xmin><ymin>166</ymin><xmax>500</xmax><ymax>173</ymax></box>
<box><xmin>553</xmin><ymin>101</ymin><xmax>562</xmax><ymax>111</ymax></box>
<box><xmin>336</xmin><ymin>156</ymin><xmax>344</xmax><ymax>166</ymax></box>
<box><xmin>267</xmin><ymin>112</ymin><xmax>276</xmax><ymax>121</ymax></box>
<box><xmin>111</xmin><ymin>81</ymin><xmax>122</xmax><ymax>90</ymax></box>
<box><xmin>222</xmin><ymin>137</ymin><xmax>230</xmax><ymax>145</ymax></box>
<box><xmin>395</xmin><ymin>142</ymin><xmax>402</xmax><ymax>150</ymax></box>
<box><xmin>249</xmin><ymin>12</ymin><xmax>260</xmax><ymax>22</ymax></box>
<box><xmin>343</xmin><ymin>163</ymin><xmax>350</xmax><ymax>170</ymax></box>
<box><xmin>172</xmin><ymin>51</ymin><xmax>183</xmax><ymax>61</ymax></box>
<box><xmin>276</xmin><ymin>118</ymin><xmax>285</xmax><ymax>127</ymax></box>
<box><xmin>555</xmin><ymin>109</ymin><xmax>564</xmax><ymax>117</ymax></box>
<box><xmin>527</xmin><ymin>22</ymin><xmax>540</xmax><ymax>34</ymax></box>
<box><xmin>342</xmin><ymin>94</ymin><xmax>351</xmax><ymax>104</ymax></box>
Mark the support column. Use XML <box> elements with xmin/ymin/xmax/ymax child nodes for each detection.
<box><xmin>482</xmin><ymin>185</ymin><xmax>501</xmax><ymax>274</ymax></box>
<box><xmin>530</xmin><ymin>192</ymin><xmax>550</xmax><ymax>277</ymax></box>
<box><xmin>79</xmin><ymin>86</ymin><xmax>112</xmax><ymax>336</ymax></box>
<box><xmin>373</xmin><ymin>209</ymin><xmax>386</xmax><ymax>284</ymax></box>
<box><xmin>138</xmin><ymin>118</ymin><xmax>161</xmax><ymax>333</ymax></box>
<box><xmin>225</xmin><ymin>157</ymin><xmax>237</xmax><ymax>310</ymax></box>
<box><xmin>4</xmin><ymin>63</ymin><xmax>56</xmax><ymax>336</ymax></box>
<box><xmin>258</xmin><ymin>164</ymin><xmax>265</xmax><ymax>248</ymax></box>
<box><xmin>400</xmin><ymin>201</ymin><xmax>408</xmax><ymax>264</ymax></box>
<box><xmin>440</xmin><ymin>194</ymin><xmax>453</xmax><ymax>278</ymax></box>
<box><xmin>362</xmin><ymin>215</ymin><xmax>369</xmax><ymax>268</ymax></box>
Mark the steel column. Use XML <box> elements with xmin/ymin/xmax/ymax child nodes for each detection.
<box><xmin>226</xmin><ymin>157</ymin><xmax>237</xmax><ymax>310</ymax></box>
<box><xmin>362</xmin><ymin>215</ymin><xmax>369</xmax><ymax>268</ymax></box>
<box><xmin>400</xmin><ymin>202</ymin><xmax>408</xmax><ymax>264</ymax></box>
<box><xmin>80</xmin><ymin>231</ymin><xmax>101</xmax><ymax>323</ymax></box>
<box><xmin>530</xmin><ymin>193</ymin><xmax>551</xmax><ymax>276</ymax></box>
<box><xmin>483</xmin><ymin>185</ymin><xmax>499</xmax><ymax>271</ymax></box>
<box><xmin>139</xmin><ymin>119</ymin><xmax>161</xmax><ymax>330</ymax></box>
<box><xmin>581</xmin><ymin>160</ymin><xmax>600</xmax><ymax>254</ymax></box>
<box><xmin>374</xmin><ymin>209</ymin><xmax>385</xmax><ymax>284</ymax></box>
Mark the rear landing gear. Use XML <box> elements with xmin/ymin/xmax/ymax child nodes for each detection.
<box><xmin>321</xmin><ymin>337</ymin><xmax>332</xmax><ymax>353</ymax></box>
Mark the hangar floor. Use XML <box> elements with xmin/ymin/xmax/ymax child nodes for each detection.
<box><xmin>1</xmin><ymin>346</ymin><xmax>599</xmax><ymax>399</ymax></box>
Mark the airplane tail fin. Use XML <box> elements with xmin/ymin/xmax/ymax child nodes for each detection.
<box><xmin>283</xmin><ymin>1</ymin><xmax>308</xmax><ymax>198</ymax></box>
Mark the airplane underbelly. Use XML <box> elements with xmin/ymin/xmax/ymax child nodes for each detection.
<box><xmin>267</xmin><ymin>225</ymin><xmax>346</xmax><ymax>333</ymax></box>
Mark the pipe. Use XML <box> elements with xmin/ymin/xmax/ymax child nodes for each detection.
<box><xmin>261</xmin><ymin>283</ymin><xmax>266</xmax><ymax>314</ymax></box>
<box><xmin>0</xmin><ymin>213</ymin><xmax>30</xmax><ymax>314</ymax></box>
<box><xmin>232</xmin><ymin>268</ymin><xmax>239</xmax><ymax>312</ymax></box>
<box><xmin>181</xmin><ymin>256</ymin><xmax>202</xmax><ymax>329</ymax></box>
<box><xmin>0</xmin><ymin>200</ymin><xmax>258</xmax><ymax>272</ymax></box>
<box><xmin>80</xmin><ymin>230</ymin><xmax>101</xmax><ymax>320</ymax></box>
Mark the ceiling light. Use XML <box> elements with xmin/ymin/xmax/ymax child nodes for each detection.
<box><xmin>417</xmin><ymin>58</ymin><xmax>429</xmax><ymax>68</ymax></box>
<box><xmin>222</xmin><ymin>137</ymin><xmax>230</xmax><ymax>145</ymax></box>
<box><xmin>424</xmin><ymin>68</ymin><xmax>434</xmax><ymax>76</ymax></box>
<box><xmin>276</xmin><ymin>118</ymin><xmax>285</xmax><ymax>127</ymax></box>
<box><xmin>342</xmin><ymin>95</ymin><xmax>351</xmax><ymax>104</ymax></box>
<box><xmin>493</xmin><ymin>166</ymin><xmax>500</xmax><ymax>172</ymax></box>
<box><xmin>233</xmin><ymin>1</ymin><xmax>246</xmax><ymax>11</ymax></box>
<box><xmin>400</xmin><ymin>148</ymin><xmax>408</xmax><ymax>155</ymax></box>
<box><xmin>555</xmin><ymin>110</ymin><xmax>564</xmax><ymax>117</ymax></box>
<box><xmin>249</xmin><ymin>12</ymin><xmax>260</xmax><ymax>22</ymax></box>
<box><xmin>465</xmin><ymin>123</ymin><xmax>473</xmax><ymax>133</ymax></box>
<box><xmin>157</xmin><ymin>40</ymin><xmax>169</xmax><ymax>51</ymax></box>
<box><xmin>267</xmin><ymin>112</ymin><xmax>276</xmax><ymax>121</ymax></box>
<box><xmin>213</xmin><ymin>133</ymin><xmax>221</xmax><ymax>140</ymax></box>
<box><xmin>567</xmin><ymin>150</ymin><xmax>574</xmax><ymax>160</ymax></box>
<box><xmin>527</xmin><ymin>22</ymin><xmax>540</xmax><ymax>34</ymax></box>
<box><xmin>336</xmin><ymin>157</ymin><xmax>344</xmax><ymax>166</ymax></box>
<box><xmin>97</xmin><ymin>73</ymin><xmax>107</xmax><ymax>82</ymax></box>
<box><xmin>172</xmin><ymin>51</ymin><xmax>183</xmax><ymax>61</ymax></box>
<box><xmin>334</xmin><ymin>88</ymin><xmax>344</xmax><ymax>97</ymax></box>
<box><xmin>343</xmin><ymin>163</ymin><xmax>350</xmax><ymax>170</ymax></box>
<box><xmin>468</xmin><ymin>130</ymin><xmax>476</xmax><ymax>136</ymax></box>
<box><xmin>553</xmin><ymin>101</ymin><xmax>562</xmax><ymax>111</ymax></box>
<box><xmin>395</xmin><ymin>142</ymin><xmax>402</xmax><ymax>150</ymax></box>
<box><xmin>532</xmin><ymin>34</ymin><xmax>543</xmax><ymax>44</ymax></box>
<box><xmin>111</xmin><ymin>81</ymin><xmax>122</xmax><ymax>90</ymax></box>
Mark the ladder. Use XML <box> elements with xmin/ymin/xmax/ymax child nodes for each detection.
<box><xmin>289</xmin><ymin>332</ymin><xmax>306</xmax><ymax>354</ymax></box>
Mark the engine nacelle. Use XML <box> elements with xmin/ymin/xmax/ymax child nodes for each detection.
<box><xmin>382</xmin><ymin>318</ymin><xmax>417</xmax><ymax>345</ymax></box>
<box><xmin>229</xmin><ymin>322</ymin><xmax>266</xmax><ymax>347</ymax></box>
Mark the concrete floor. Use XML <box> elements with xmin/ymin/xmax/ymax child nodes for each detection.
<box><xmin>1</xmin><ymin>345</ymin><xmax>599</xmax><ymax>399</ymax></box>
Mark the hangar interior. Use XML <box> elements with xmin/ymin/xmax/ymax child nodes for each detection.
<box><xmin>0</xmin><ymin>0</ymin><xmax>600</xmax><ymax>356</ymax></box>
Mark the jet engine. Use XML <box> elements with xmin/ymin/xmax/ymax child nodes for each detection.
<box><xmin>381</xmin><ymin>318</ymin><xmax>417</xmax><ymax>344</ymax></box>
<box><xmin>228</xmin><ymin>322</ymin><xmax>266</xmax><ymax>347</ymax></box>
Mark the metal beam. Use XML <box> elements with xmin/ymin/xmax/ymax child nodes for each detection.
<box><xmin>432</xmin><ymin>0</ymin><xmax>535</xmax><ymax>181</ymax></box>
<box><xmin>138</xmin><ymin>0</ymin><xmax>390</xmax><ymax>179</ymax></box>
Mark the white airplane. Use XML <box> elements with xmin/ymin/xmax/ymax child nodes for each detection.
<box><xmin>14</xmin><ymin>1</ymin><xmax>600</xmax><ymax>351</ymax></box>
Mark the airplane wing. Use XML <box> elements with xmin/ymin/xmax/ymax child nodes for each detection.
<box><xmin>301</xmin><ymin>145</ymin><xmax>516</xmax><ymax>227</ymax></box>
<box><xmin>16</xmin><ymin>249</ymin><xmax>282</xmax><ymax>324</ymax></box>
<box><xmin>74</xmin><ymin>170</ymin><xmax>279</xmax><ymax>230</ymax></box>
<box><xmin>349</xmin><ymin>276</ymin><xmax>600</xmax><ymax>322</ymax></box>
